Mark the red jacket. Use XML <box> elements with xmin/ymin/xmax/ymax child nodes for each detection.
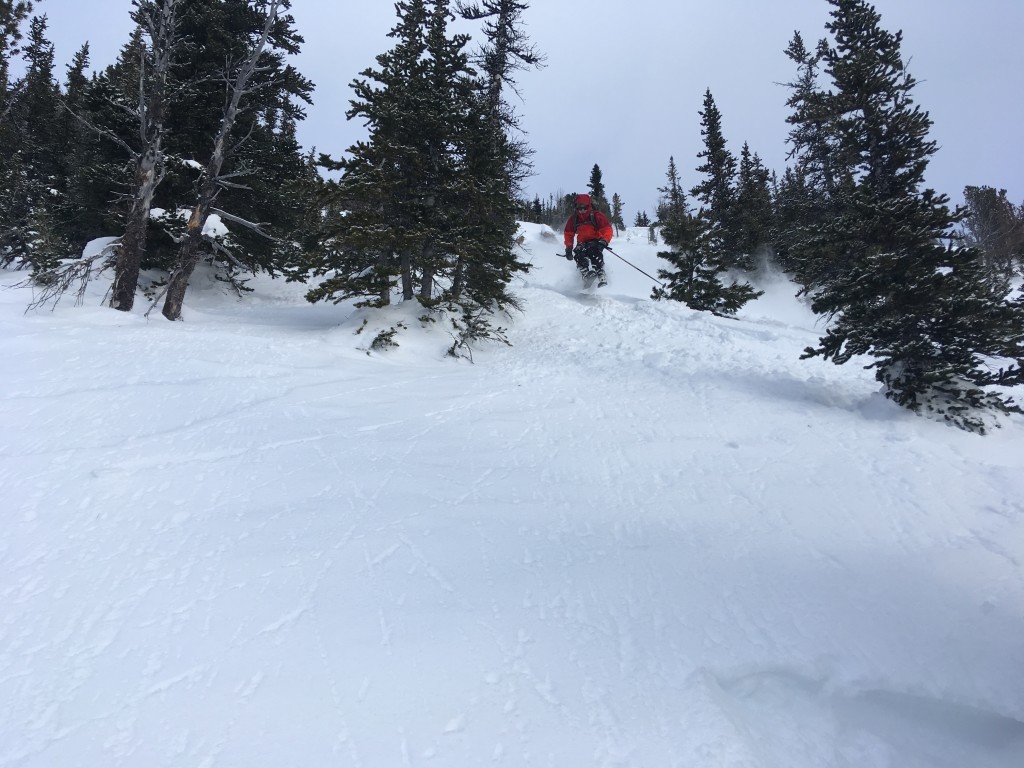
<box><xmin>564</xmin><ymin>194</ymin><xmax>614</xmax><ymax>250</ymax></box>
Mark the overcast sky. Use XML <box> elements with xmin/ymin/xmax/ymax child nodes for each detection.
<box><xmin>37</xmin><ymin>0</ymin><xmax>1024</xmax><ymax>221</ymax></box>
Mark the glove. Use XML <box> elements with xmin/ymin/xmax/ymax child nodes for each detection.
<box><xmin>597</xmin><ymin>239</ymin><xmax>608</xmax><ymax>249</ymax></box>
<box><xmin>564</xmin><ymin>246</ymin><xmax>573</xmax><ymax>260</ymax></box>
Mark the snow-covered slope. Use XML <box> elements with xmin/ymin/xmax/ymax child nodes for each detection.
<box><xmin>2</xmin><ymin>225</ymin><xmax>1023</xmax><ymax>767</ymax></box>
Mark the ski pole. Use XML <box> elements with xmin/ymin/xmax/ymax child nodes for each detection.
<box><xmin>604</xmin><ymin>246</ymin><xmax>665</xmax><ymax>288</ymax></box>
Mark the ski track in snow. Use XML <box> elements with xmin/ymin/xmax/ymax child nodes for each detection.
<box><xmin>1</xmin><ymin>224</ymin><xmax>1023</xmax><ymax>767</ymax></box>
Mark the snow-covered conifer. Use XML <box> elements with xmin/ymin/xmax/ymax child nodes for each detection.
<box><xmin>797</xmin><ymin>0</ymin><xmax>1024</xmax><ymax>431</ymax></box>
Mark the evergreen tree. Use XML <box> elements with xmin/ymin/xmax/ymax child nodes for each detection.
<box><xmin>587</xmin><ymin>163</ymin><xmax>608</xmax><ymax>214</ymax></box>
<box><xmin>307</xmin><ymin>0</ymin><xmax>525</xmax><ymax>329</ymax></box>
<box><xmin>656</xmin><ymin>156</ymin><xmax>686</xmax><ymax>226</ymax></box>
<box><xmin>306</xmin><ymin>0</ymin><xmax>431</xmax><ymax>307</ymax></box>
<box><xmin>610</xmin><ymin>192</ymin><xmax>625</xmax><ymax>234</ymax></box>
<box><xmin>160</xmin><ymin>0</ymin><xmax>313</xmax><ymax>278</ymax></box>
<box><xmin>54</xmin><ymin>43</ymin><xmax>115</xmax><ymax>255</ymax></box>
<box><xmin>652</xmin><ymin>156</ymin><xmax>761</xmax><ymax>315</ymax></box>
<box><xmin>41</xmin><ymin>0</ymin><xmax>314</xmax><ymax>312</ymax></box>
<box><xmin>0</xmin><ymin>0</ymin><xmax>32</xmax><ymax>124</ymax></box>
<box><xmin>0</xmin><ymin>14</ymin><xmax>68</xmax><ymax>269</ymax></box>
<box><xmin>733</xmin><ymin>141</ymin><xmax>775</xmax><ymax>265</ymax></box>
<box><xmin>797</xmin><ymin>0</ymin><xmax>1024</xmax><ymax>431</ymax></box>
<box><xmin>0</xmin><ymin>1</ymin><xmax>34</xmax><ymax>266</ymax></box>
<box><xmin>960</xmin><ymin>185</ymin><xmax>1023</xmax><ymax>289</ymax></box>
<box><xmin>529</xmin><ymin>195</ymin><xmax>542</xmax><ymax>223</ymax></box>
<box><xmin>691</xmin><ymin>88</ymin><xmax>740</xmax><ymax>266</ymax></box>
<box><xmin>107</xmin><ymin>0</ymin><xmax>183</xmax><ymax>311</ymax></box>
<box><xmin>454</xmin><ymin>0</ymin><xmax>541</xmax><ymax>191</ymax></box>
<box><xmin>654</xmin><ymin>156</ymin><xmax>683</xmax><ymax>227</ymax></box>
<box><xmin>161</xmin><ymin>0</ymin><xmax>312</xmax><ymax>320</ymax></box>
<box><xmin>777</xmin><ymin>30</ymin><xmax>855</xmax><ymax>287</ymax></box>
<box><xmin>444</xmin><ymin>0</ymin><xmax>537</xmax><ymax>342</ymax></box>
<box><xmin>633</xmin><ymin>210</ymin><xmax>651</xmax><ymax>227</ymax></box>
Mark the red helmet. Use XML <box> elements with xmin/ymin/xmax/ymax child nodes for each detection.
<box><xmin>575</xmin><ymin>194</ymin><xmax>591</xmax><ymax>212</ymax></box>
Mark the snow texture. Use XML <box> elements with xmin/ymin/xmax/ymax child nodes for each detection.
<box><xmin>2</xmin><ymin>223</ymin><xmax>1023</xmax><ymax>767</ymax></box>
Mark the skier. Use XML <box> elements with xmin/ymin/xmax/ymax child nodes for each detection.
<box><xmin>563</xmin><ymin>193</ymin><xmax>613</xmax><ymax>287</ymax></box>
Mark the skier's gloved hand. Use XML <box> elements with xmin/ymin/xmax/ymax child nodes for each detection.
<box><xmin>597</xmin><ymin>239</ymin><xmax>608</xmax><ymax>249</ymax></box>
<box><xmin>564</xmin><ymin>246</ymin><xmax>573</xmax><ymax>260</ymax></box>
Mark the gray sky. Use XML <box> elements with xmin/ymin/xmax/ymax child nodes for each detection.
<box><xmin>38</xmin><ymin>0</ymin><xmax>1024</xmax><ymax>221</ymax></box>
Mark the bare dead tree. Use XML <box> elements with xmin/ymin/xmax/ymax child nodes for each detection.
<box><xmin>161</xmin><ymin>0</ymin><xmax>282</xmax><ymax>321</ymax></box>
<box><xmin>110</xmin><ymin>0</ymin><xmax>181</xmax><ymax>312</ymax></box>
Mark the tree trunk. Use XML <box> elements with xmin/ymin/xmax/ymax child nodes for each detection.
<box><xmin>377</xmin><ymin>249</ymin><xmax>391</xmax><ymax>305</ymax></box>
<box><xmin>419</xmin><ymin>240</ymin><xmax>434</xmax><ymax>301</ymax></box>
<box><xmin>400</xmin><ymin>251</ymin><xmax>414</xmax><ymax>301</ymax></box>
<box><xmin>109</xmin><ymin>0</ymin><xmax>180</xmax><ymax>311</ymax></box>
<box><xmin>450</xmin><ymin>255</ymin><xmax>465</xmax><ymax>302</ymax></box>
<box><xmin>110</xmin><ymin>149</ymin><xmax>159</xmax><ymax>311</ymax></box>
<box><xmin>161</xmin><ymin>200</ymin><xmax>209</xmax><ymax>320</ymax></box>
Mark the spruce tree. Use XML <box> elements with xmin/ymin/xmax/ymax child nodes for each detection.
<box><xmin>445</xmin><ymin>0</ymin><xmax>536</xmax><ymax>330</ymax></box>
<box><xmin>306</xmin><ymin>0</ymin><xmax>531</xmax><ymax>351</ymax></box>
<box><xmin>0</xmin><ymin>14</ymin><xmax>68</xmax><ymax>269</ymax></box>
<box><xmin>161</xmin><ymin>0</ymin><xmax>311</xmax><ymax>320</ymax></box>
<box><xmin>960</xmin><ymin>185</ymin><xmax>1023</xmax><ymax>289</ymax></box>
<box><xmin>655</xmin><ymin>156</ymin><xmax>686</xmax><ymax>226</ymax></box>
<box><xmin>0</xmin><ymin>0</ymin><xmax>32</xmax><ymax>124</ymax></box>
<box><xmin>733</xmin><ymin>142</ymin><xmax>775</xmax><ymax>265</ymax></box>
<box><xmin>777</xmin><ymin>30</ymin><xmax>855</xmax><ymax>288</ymax></box>
<box><xmin>797</xmin><ymin>0</ymin><xmax>1024</xmax><ymax>431</ymax></box>
<box><xmin>161</xmin><ymin>0</ymin><xmax>313</xmax><ymax>278</ymax></box>
<box><xmin>54</xmin><ymin>43</ymin><xmax>116</xmax><ymax>256</ymax></box>
<box><xmin>108</xmin><ymin>0</ymin><xmax>183</xmax><ymax>311</ymax></box>
<box><xmin>0</xmin><ymin>2</ymin><xmax>33</xmax><ymax>266</ymax></box>
<box><xmin>587</xmin><ymin>163</ymin><xmax>609</xmax><ymax>214</ymax></box>
<box><xmin>610</xmin><ymin>193</ymin><xmax>625</xmax><ymax>234</ymax></box>
<box><xmin>691</xmin><ymin>89</ymin><xmax>741</xmax><ymax>267</ymax></box>
<box><xmin>454</xmin><ymin>0</ymin><xmax>541</xmax><ymax>191</ymax></box>
<box><xmin>307</xmin><ymin>0</ymin><xmax>472</xmax><ymax>306</ymax></box>
<box><xmin>42</xmin><ymin>0</ymin><xmax>314</xmax><ymax>312</ymax></box>
<box><xmin>653</xmin><ymin>156</ymin><xmax>761</xmax><ymax>316</ymax></box>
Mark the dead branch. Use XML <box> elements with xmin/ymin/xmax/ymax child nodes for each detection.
<box><xmin>21</xmin><ymin>241</ymin><xmax>119</xmax><ymax>312</ymax></box>
<box><xmin>210</xmin><ymin>207</ymin><xmax>274</xmax><ymax>239</ymax></box>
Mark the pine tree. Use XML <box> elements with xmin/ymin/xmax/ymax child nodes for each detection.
<box><xmin>307</xmin><ymin>1</ymin><xmax>471</xmax><ymax>304</ymax></box>
<box><xmin>446</xmin><ymin>0</ymin><xmax>537</xmax><ymax>334</ymax></box>
<box><xmin>108</xmin><ymin>0</ymin><xmax>183</xmax><ymax>311</ymax></box>
<box><xmin>161</xmin><ymin>0</ymin><xmax>312</xmax><ymax>320</ymax></box>
<box><xmin>0</xmin><ymin>0</ymin><xmax>33</xmax><ymax>125</ymax></box>
<box><xmin>0</xmin><ymin>14</ymin><xmax>68</xmax><ymax>269</ymax></box>
<box><xmin>733</xmin><ymin>142</ymin><xmax>775</xmax><ymax>267</ymax></box>
<box><xmin>691</xmin><ymin>88</ymin><xmax>740</xmax><ymax>266</ymax></box>
<box><xmin>529</xmin><ymin>195</ymin><xmax>542</xmax><ymax>223</ymax></box>
<box><xmin>610</xmin><ymin>192</ymin><xmax>625</xmax><ymax>234</ymax></box>
<box><xmin>305</xmin><ymin>0</ymin><xmax>531</xmax><ymax>351</ymax></box>
<box><xmin>54</xmin><ymin>43</ymin><xmax>115</xmax><ymax>255</ymax></box>
<box><xmin>797</xmin><ymin>0</ymin><xmax>1024</xmax><ymax>431</ymax></box>
<box><xmin>454</xmin><ymin>0</ymin><xmax>541</xmax><ymax>191</ymax></box>
<box><xmin>587</xmin><ymin>163</ymin><xmax>608</xmax><ymax>214</ymax></box>
<box><xmin>960</xmin><ymin>185</ymin><xmax>1023</xmax><ymax>289</ymax></box>
<box><xmin>652</xmin><ymin>156</ymin><xmax>761</xmax><ymax>315</ymax></box>
<box><xmin>777</xmin><ymin>29</ymin><xmax>855</xmax><ymax>288</ymax></box>
<box><xmin>39</xmin><ymin>0</ymin><xmax>314</xmax><ymax>313</ymax></box>
<box><xmin>633</xmin><ymin>210</ymin><xmax>651</xmax><ymax>227</ymax></box>
<box><xmin>161</xmin><ymin>0</ymin><xmax>313</xmax><ymax>277</ymax></box>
